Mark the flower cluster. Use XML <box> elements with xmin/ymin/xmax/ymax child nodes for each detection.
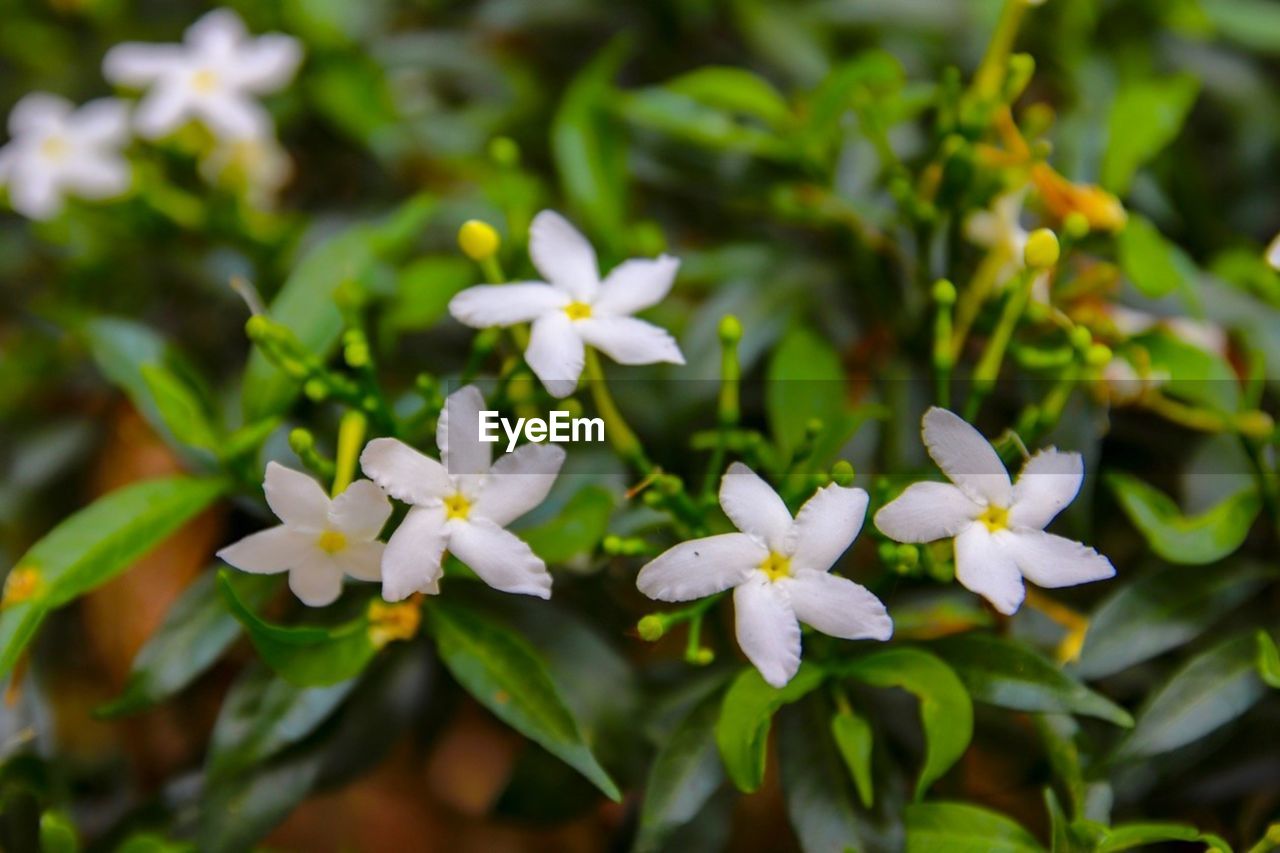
<box><xmin>0</xmin><ymin>8</ymin><xmax>299</xmax><ymax>219</ymax></box>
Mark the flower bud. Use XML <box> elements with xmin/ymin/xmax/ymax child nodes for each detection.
<box><xmin>1024</xmin><ymin>228</ymin><xmax>1061</xmax><ymax>269</ymax></box>
<box><xmin>458</xmin><ymin>219</ymin><xmax>500</xmax><ymax>262</ymax></box>
<box><xmin>637</xmin><ymin>615</ymin><xmax>665</xmax><ymax>641</ymax></box>
<box><xmin>719</xmin><ymin>314</ymin><xmax>743</xmax><ymax>345</ymax></box>
<box><xmin>932</xmin><ymin>279</ymin><xmax>957</xmax><ymax>306</ymax></box>
<box><xmin>831</xmin><ymin>460</ymin><xmax>855</xmax><ymax>486</ymax></box>
<box><xmin>1085</xmin><ymin>343</ymin><xmax>1112</xmax><ymax>367</ymax></box>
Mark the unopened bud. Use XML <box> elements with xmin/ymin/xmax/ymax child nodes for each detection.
<box><xmin>458</xmin><ymin>220</ymin><xmax>500</xmax><ymax>262</ymax></box>
<box><xmin>1024</xmin><ymin>229</ymin><xmax>1061</xmax><ymax>269</ymax></box>
<box><xmin>637</xmin><ymin>615</ymin><xmax>665</xmax><ymax>641</ymax></box>
<box><xmin>719</xmin><ymin>314</ymin><xmax>743</xmax><ymax>345</ymax></box>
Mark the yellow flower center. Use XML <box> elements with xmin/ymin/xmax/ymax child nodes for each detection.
<box><xmin>191</xmin><ymin>69</ymin><xmax>219</xmax><ymax>92</ymax></box>
<box><xmin>443</xmin><ymin>492</ymin><xmax>471</xmax><ymax>521</ymax></box>
<box><xmin>39</xmin><ymin>136</ymin><xmax>69</xmax><ymax>160</ymax></box>
<box><xmin>368</xmin><ymin>597</ymin><xmax>423</xmax><ymax>649</ymax></box>
<box><xmin>978</xmin><ymin>504</ymin><xmax>1010</xmax><ymax>532</ymax></box>
<box><xmin>564</xmin><ymin>301</ymin><xmax>592</xmax><ymax>321</ymax></box>
<box><xmin>316</xmin><ymin>530</ymin><xmax>348</xmax><ymax>554</ymax></box>
<box><xmin>759</xmin><ymin>551</ymin><xmax>792</xmax><ymax>582</ymax></box>
<box><xmin>2</xmin><ymin>566</ymin><xmax>43</xmax><ymax>607</ymax></box>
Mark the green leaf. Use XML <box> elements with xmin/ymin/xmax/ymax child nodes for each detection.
<box><xmin>778</xmin><ymin>697</ymin><xmax>864</xmax><ymax>853</ymax></box>
<box><xmin>932</xmin><ymin>634</ymin><xmax>1132</xmax><ymax>727</ymax></box>
<box><xmin>831</xmin><ymin>705</ymin><xmax>875</xmax><ymax>808</ymax></box>
<box><xmin>906</xmin><ymin>802</ymin><xmax>1044</xmax><ymax>853</ymax></box>
<box><xmin>1102</xmin><ymin>75</ymin><xmax>1199</xmax><ymax>194</ymax></box>
<box><xmin>665</xmin><ymin>66</ymin><xmax>792</xmax><ymax>128</ymax></box>
<box><xmin>1116</xmin><ymin>215</ymin><xmax>1188</xmax><ymax>298</ymax></box>
<box><xmin>0</xmin><ymin>476</ymin><xmax>224</xmax><ymax>682</ymax></box>
<box><xmin>1074</xmin><ymin>561</ymin><xmax>1275</xmax><ymax>680</ymax></box>
<box><xmin>635</xmin><ymin>689</ymin><xmax>725</xmax><ymax>853</ymax></box>
<box><xmin>1257</xmin><ymin>630</ymin><xmax>1280</xmax><ymax>688</ymax></box>
<box><xmin>1107</xmin><ymin>473</ymin><xmax>1259</xmax><ymax>565</ymax></box>
<box><xmin>428</xmin><ymin>599</ymin><xmax>620</xmax><ymax>800</ymax></box>
<box><xmin>218</xmin><ymin>571</ymin><xmax>380</xmax><ymax>687</ymax></box>
<box><xmin>520</xmin><ymin>485</ymin><xmax>613</xmax><ymax>564</ymax></box>
<box><xmin>716</xmin><ymin>663</ymin><xmax>825</xmax><ymax>793</ymax></box>
<box><xmin>1117</xmin><ymin>632</ymin><xmax>1269</xmax><ymax>760</ymax></box>
<box><xmin>140</xmin><ymin>363</ymin><xmax>220</xmax><ymax>451</ymax></box>
<box><xmin>97</xmin><ymin>571</ymin><xmax>277</xmax><ymax>717</ymax></box>
<box><xmin>38</xmin><ymin>810</ymin><xmax>78</xmax><ymax>853</ymax></box>
<box><xmin>839</xmin><ymin>647</ymin><xmax>973</xmax><ymax>799</ymax></box>
<box><xmin>383</xmin><ymin>256</ymin><xmax>475</xmax><ymax>333</ymax></box>
<box><xmin>1202</xmin><ymin>0</ymin><xmax>1280</xmax><ymax>54</ymax></box>
<box><xmin>620</xmin><ymin>88</ymin><xmax>794</xmax><ymax>161</ymax></box>
<box><xmin>116</xmin><ymin>832</ymin><xmax>195</xmax><ymax>853</ymax></box>
<box><xmin>1096</xmin><ymin>822</ymin><xmax>1202</xmax><ymax>852</ymax></box>
<box><xmin>1135</xmin><ymin>330</ymin><xmax>1241</xmax><ymax>413</ymax></box>
<box><xmin>765</xmin><ymin>324</ymin><xmax>846</xmax><ymax>461</ymax></box>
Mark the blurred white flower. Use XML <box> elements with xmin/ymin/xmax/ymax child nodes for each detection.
<box><xmin>360</xmin><ymin>385</ymin><xmax>565</xmax><ymax>602</ymax></box>
<box><xmin>199</xmin><ymin>134</ymin><xmax>292</xmax><ymax>206</ymax></box>
<box><xmin>449</xmin><ymin>210</ymin><xmax>685</xmax><ymax>398</ymax></box>
<box><xmin>0</xmin><ymin>94</ymin><xmax>130</xmax><ymax>220</ymax></box>
<box><xmin>217</xmin><ymin>462</ymin><xmax>391</xmax><ymax>607</ymax></box>
<box><xmin>637</xmin><ymin>462</ymin><xmax>892</xmax><ymax>688</ymax></box>
<box><xmin>104</xmin><ymin>8</ymin><xmax>301</xmax><ymax>141</ymax></box>
<box><xmin>966</xmin><ymin>189</ymin><xmax>1029</xmax><ymax>281</ymax></box>
<box><xmin>875</xmin><ymin>407</ymin><xmax>1114</xmax><ymax>615</ymax></box>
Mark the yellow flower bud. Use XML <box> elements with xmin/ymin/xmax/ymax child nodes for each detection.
<box><xmin>1024</xmin><ymin>228</ymin><xmax>1061</xmax><ymax>269</ymax></box>
<box><xmin>458</xmin><ymin>219</ymin><xmax>500</xmax><ymax>262</ymax></box>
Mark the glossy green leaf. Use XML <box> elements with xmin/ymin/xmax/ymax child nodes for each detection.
<box><xmin>429</xmin><ymin>600</ymin><xmax>620</xmax><ymax>800</ymax></box>
<box><xmin>933</xmin><ymin>634</ymin><xmax>1132</xmax><ymax>727</ymax></box>
<box><xmin>1102</xmin><ymin>75</ymin><xmax>1199</xmax><ymax>194</ymax></box>
<box><xmin>1257</xmin><ymin>630</ymin><xmax>1280</xmax><ymax>688</ymax></box>
<box><xmin>0</xmin><ymin>476</ymin><xmax>225</xmax><ymax>682</ymax></box>
<box><xmin>97</xmin><ymin>571</ymin><xmax>277</xmax><ymax>717</ymax></box>
<box><xmin>766</xmin><ymin>324</ymin><xmax>846</xmax><ymax>460</ymax></box>
<box><xmin>1117</xmin><ymin>632</ymin><xmax>1269</xmax><ymax>760</ymax></box>
<box><xmin>521</xmin><ymin>485</ymin><xmax>613</xmax><ymax>564</ymax></box>
<box><xmin>666</xmin><ymin>66</ymin><xmax>791</xmax><ymax>128</ymax></box>
<box><xmin>1116</xmin><ymin>215</ymin><xmax>1187</xmax><ymax>298</ymax></box>
<box><xmin>38</xmin><ymin>810</ymin><xmax>78</xmax><ymax>853</ymax></box>
<box><xmin>905</xmin><ymin>802</ymin><xmax>1043</xmax><ymax>853</ymax></box>
<box><xmin>1096</xmin><ymin>822</ymin><xmax>1201</xmax><ymax>852</ymax></box>
<box><xmin>831</xmin><ymin>704</ymin><xmax>874</xmax><ymax>808</ymax></box>
<box><xmin>778</xmin><ymin>697</ymin><xmax>863</xmax><ymax>853</ymax></box>
<box><xmin>1107</xmin><ymin>473</ymin><xmax>1259</xmax><ymax>565</ymax></box>
<box><xmin>140</xmin><ymin>363</ymin><xmax>220</xmax><ymax>451</ymax></box>
<box><xmin>716</xmin><ymin>663</ymin><xmax>825</xmax><ymax>793</ymax></box>
<box><xmin>839</xmin><ymin>647</ymin><xmax>973</xmax><ymax>799</ymax></box>
<box><xmin>635</xmin><ymin>689</ymin><xmax>725</xmax><ymax>853</ymax></box>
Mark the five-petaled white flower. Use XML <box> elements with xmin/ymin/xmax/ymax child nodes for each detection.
<box><xmin>103</xmin><ymin>8</ymin><xmax>302</xmax><ymax>141</ymax></box>
<box><xmin>637</xmin><ymin>462</ymin><xmax>892</xmax><ymax>688</ymax></box>
<box><xmin>217</xmin><ymin>462</ymin><xmax>391</xmax><ymax>607</ymax></box>
<box><xmin>875</xmin><ymin>407</ymin><xmax>1115</xmax><ymax>615</ymax></box>
<box><xmin>448</xmin><ymin>210</ymin><xmax>685</xmax><ymax>398</ymax></box>
<box><xmin>0</xmin><ymin>94</ymin><xmax>130</xmax><ymax>220</ymax></box>
<box><xmin>360</xmin><ymin>384</ymin><xmax>565</xmax><ymax>601</ymax></box>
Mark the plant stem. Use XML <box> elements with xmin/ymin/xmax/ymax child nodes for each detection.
<box><xmin>966</xmin><ymin>268</ymin><xmax>1034</xmax><ymax>420</ymax></box>
<box><xmin>332</xmin><ymin>410</ymin><xmax>367</xmax><ymax>497</ymax></box>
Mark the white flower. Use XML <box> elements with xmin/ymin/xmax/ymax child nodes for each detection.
<box><xmin>966</xmin><ymin>189</ymin><xmax>1029</xmax><ymax>283</ymax></box>
<box><xmin>875</xmin><ymin>408</ymin><xmax>1114</xmax><ymax>615</ymax></box>
<box><xmin>360</xmin><ymin>385</ymin><xmax>565</xmax><ymax>601</ymax></box>
<box><xmin>637</xmin><ymin>462</ymin><xmax>892</xmax><ymax>688</ymax></box>
<box><xmin>0</xmin><ymin>94</ymin><xmax>130</xmax><ymax>220</ymax></box>
<box><xmin>103</xmin><ymin>8</ymin><xmax>302</xmax><ymax>141</ymax></box>
<box><xmin>448</xmin><ymin>210</ymin><xmax>685</xmax><ymax>398</ymax></box>
<box><xmin>217</xmin><ymin>462</ymin><xmax>391</xmax><ymax>607</ymax></box>
<box><xmin>198</xmin><ymin>134</ymin><xmax>292</xmax><ymax>206</ymax></box>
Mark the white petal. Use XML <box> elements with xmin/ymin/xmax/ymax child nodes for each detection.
<box><xmin>719</xmin><ymin>462</ymin><xmax>793</xmax><ymax>551</ymax></box>
<box><xmin>784</xmin><ymin>569</ymin><xmax>892</xmax><ymax>641</ymax></box>
<box><xmin>529</xmin><ymin>210</ymin><xmax>599</xmax><ymax>300</ymax></box>
<box><xmin>231</xmin><ymin>34</ymin><xmax>302</xmax><ymax>92</ymax></box>
<box><xmin>525</xmin><ymin>311</ymin><xmax>584</xmax><ymax>398</ymax></box>
<box><xmin>103</xmin><ymin>44</ymin><xmax>186</xmax><ymax>86</ymax></box>
<box><xmin>472</xmin><ymin>444</ymin><xmax>565</xmax><ymax>527</ymax></box>
<box><xmin>381</xmin><ymin>506</ymin><xmax>447</xmax><ymax>601</ymax></box>
<box><xmin>964</xmin><ymin>209</ymin><xmax>1002</xmax><ymax>249</ymax></box>
<box><xmin>448</xmin><ymin>518</ymin><xmax>552</xmax><ymax>599</ymax></box>
<box><xmin>1268</xmin><ymin>233</ymin><xmax>1280</xmax><ymax>271</ymax></box>
<box><xmin>288</xmin><ymin>559</ymin><xmax>344</xmax><ymax>607</ymax></box>
<box><xmin>874</xmin><ymin>481</ymin><xmax>981</xmax><ymax>543</ymax></box>
<box><xmin>332</xmin><ymin>540</ymin><xmax>384</xmax><ymax>582</ymax></box>
<box><xmin>1001</xmin><ymin>529</ymin><xmax>1116</xmax><ymax>589</ymax></box>
<box><xmin>217</xmin><ymin>525</ymin><xmax>310</xmax><ymax>574</ymax></box>
<box><xmin>438</xmin><ymin>385</ymin><xmax>491</xmax><ymax>479</ymax></box>
<box><xmin>133</xmin><ymin>84</ymin><xmax>191</xmax><ymax>138</ymax></box>
<box><xmin>328</xmin><ymin>479</ymin><xmax>391</xmax><ymax>540</ymax></box>
<box><xmin>593</xmin><ymin>255</ymin><xmax>680</xmax><ymax>316</ymax></box>
<box><xmin>734</xmin><ymin>576</ymin><xmax>801</xmax><ymax>688</ymax></box>
<box><xmin>196</xmin><ymin>93</ymin><xmax>271</xmax><ymax>140</ymax></box>
<box><xmin>9</xmin><ymin>171</ymin><xmax>63</xmax><ymax>220</ymax></box>
<box><xmin>62</xmin><ymin>155</ymin><xmax>130</xmax><ymax>200</ymax></box>
<box><xmin>790</xmin><ymin>484</ymin><xmax>868</xmax><ymax>573</ymax></box>
<box><xmin>922</xmin><ymin>407</ymin><xmax>1012</xmax><ymax>507</ymax></box>
<box><xmin>263</xmin><ymin>461</ymin><xmax>330</xmax><ymax>530</ymax></box>
<box><xmin>1009</xmin><ymin>449</ymin><xmax>1083</xmax><ymax>530</ymax></box>
<box><xmin>187</xmin><ymin>8</ymin><xmax>248</xmax><ymax>56</ymax></box>
<box><xmin>636</xmin><ymin>533</ymin><xmax>765</xmax><ymax>602</ymax></box>
<box><xmin>576</xmin><ymin>316</ymin><xmax>685</xmax><ymax>366</ymax></box>
<box><xmin>72</xmin><ymin>98</ymin><xmax>131</xmax><ymax>145</ymax></box>
<box><xmin>9</xmin><ymin>93</ymin><xmax>72</xmax><ymax>134</ymax></box>
<box><xmin>360</xmin><ymin>438</ymin><xmax>451</xmax><ymax>506</ymax></box>
<box><xmin>449</xmin><ymin>283</ymin><xmax>567</xmax><ymax>328</ymax></box>
<box><xmin>953</xmin><ymin>523</ymin><xmax>1025</xmax><ymax>615</ymax></box>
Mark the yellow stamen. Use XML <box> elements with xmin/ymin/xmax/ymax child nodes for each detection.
<box><xmin>759</xmin><ymin>551</ymin><xmax>792</xmax><ymax>582</ymax></box>
<box><xmin>443</xmin><ymin>492</ymin><xmax>471</xmax><ymax>520</ymax></box>
<box><xmin>978</xmin><ymin>504</ymin><xmax>1010</xmax><ymax>532</ymax></box>
<box><xmin>191</xmin><ymin>69</ymin><xmax>219</xmax><ymax>92</ymax></box>
<box><xmin>564</xmin><ymin>301</ymin><xmax>592</xmax><ymax>321</ymax></box>
<box><xmin>316</xmin><ymin>530</ymin><xmax>348</xmax><ymax>554</ymax></box>
<box><xmin>2</xmin><ymin>567</ymin><xmax>42</xmax><ymax>607</ymax></box>
<box><xmin>368</xmin><ymin>595</ymin><xmax>423</xmax><ymax>649</ymax></box>
<box><xmin>39</xmin><ymin>137</ymin><xmax>68</xmax><ymax>160</ymax></box>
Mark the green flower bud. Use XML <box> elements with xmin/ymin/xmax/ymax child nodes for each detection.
<box><xmin>637</xmin><ymin>615</ymin><xmax>665</xmax><ymax>642</ymax></box>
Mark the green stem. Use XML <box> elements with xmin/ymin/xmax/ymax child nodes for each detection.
<box><xmin>584</xmin><ymin>347</ymin><xmax>650</xmax><ymax>473</ymax></box>
<box><xmin>971</xmin><ymin>0</ymin><xmax>1029</xmax><ymax>100</ymax></box>
<box><xmin>966</xmin><ymin>268</ymin><xmax>1034</xmax><ymax>420</ymax></box>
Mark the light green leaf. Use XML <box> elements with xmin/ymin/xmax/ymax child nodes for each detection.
<box><xmin>831</xmin><ymin>705</ymin><xmax>875</xmax><ymax>808</ymax></box>
<box><xmin>429</xmin><ymin>600</ymin><xmax>620</xmax><ymax>800</ymax></box>
<box><xmin>1102</xmin><ymin>75</ymin><xmax>1199</xmax><ymax>194</ymax></box>
<box><xmin>766</xmin><ymin>324</ymin><xmax>847</xmax><ymax>461</ymax></box>
<box><xmin>906</xmin><ymin>802</ymin><xmax>1043</xmax><ymax>853</ymax></box>
<box><xmin>1107</xmin><ymin>473</ymin><xmax>1259</xmax><ymax>565</ymax></box>
<box><xmin>666</xmin><ymin>66</ymin><xmax>792</xmax><ymax>128</ymax></box>
<box><xmin>1116</xmin><ymin>215</ymin><xmax>1188</xmax><ymax>298</ymax></box>
<box><xmin>1202</xmin><ymin>0</ymin><xmax>1280</xmax><ymax>54</ymax></box>
<box><xmin>383</xmin><ymin>256</ymin><xmax>475</xmax><ymax>333</ymax></box>
<box><xmin>1255</xmin><ymin>630</ymin><xmax>1280</xmax><ymax>688</ymax></box>
<box><xmin>521</xmin><ymin>485</ymin><xmax>613</xmax><ymax>564</ymax></box>
<box><xmin>1135</xmin><ymin>330</ymin><xmax>1241</xmax><ymax>413</ymax></box>
<box><xmin>140</xmin><ymin>363</ymin><xmax>220</xmax><ymax>451</ymax></box>
<box><xmin>38</xmin><ymin>810</ymin><xmax>78</xmax><ymax>853</ymax></box>
<box><xmin>620</xmin><ymin>88</ymin><xmax>794</xmax><ymax>161</ymax></box>
<box><xmin>1096</xmin><ymin>822</ymin><xmax>1202</xmax><ymax>852</ymax></box>
<box><xmin>716</xmin><ymin>663</ymin><xmax>825</xmax><ymax>793</ymax></box>
<box><xmin>635</xmin><ymin>689</ymin><xmax>725</xmax><ymax>853</ymax></box>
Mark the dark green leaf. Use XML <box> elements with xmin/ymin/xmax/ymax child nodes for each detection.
<box><xmin>1257</xmin><ymin>630</ymin><xmax>1280</xmax><ymax>688</ymax></box>
<box><xmin>1107</xmin><ymin>473</ymin><xmax>1259</xmax><ymax>565</ymax></box>
<box><xmin>905</xmin><ymin>802</ymin><xmax>1043</xmax><ymax>853</ymax></box>
<box><xmin>520</xmin><ymin>485</ymin><xmax>613</xmax><ymax>564</ymax></box>
<box><xmin>665</xmin><ymin>66</ymin><xmax>791</xmax><ymax>128</ymax></box>
<box><xmin>1102</xmin><ymin>75</ymin><xmax>1199</xmax><ymax>194</ymax></box>
<box><xmin>635</xmin><ymin>689</ymin><xmax>725</xmax><ymax>853</ymax></box>
<box><xmin>715</xmin><ymin>663</ymin><xmax>825</xmax><ymax>793</ymax></box>
<box><xmin>831</xmin><ymin>705</ymin><xmax>874</xmax><ymax>808</ymax></box>
<box><xmin>619</xmin><ymin>89</ymin><xmax>794</xmax><ymax>161</ymax></box>
<box><xmin>766</xmin><ymin>324</ymin><xmax>845</xmax><ymax>461</ymax></box>
<box><xmin>778</xmin><ymin>697</ymin><xmax>863</xmax><ymax>853</ymax></box>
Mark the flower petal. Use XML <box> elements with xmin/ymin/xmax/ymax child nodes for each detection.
<box><xmin>790</xmin><ymin>484</ymin><xmax>869</xmax><ymax>573</ymax></box>
<box><xmin>360</xmin><ymin>438</ymin><xmax>451</xmax><ymax>506</ymax></box>
<box><xmin>784</xmin><ymin>569</ymin><xmax>892</xmax><ymax>641</ymax></box>
<box><xmin>263</xmin><ymin>461</ymin><xmax>330</xmax><ymax>530</ymax></box>
<box><xmin>196</xmin><ymin>92</ymin><xmax>271</xmax><ymax>140</ymax></box>
<box><xmin>593</xmin><ymin>255</ymin><xmax>680</xmax><ymax>316</ymax></box>
<box><xmin>438</xmin><ymin>385</ymin><xmax>492</xmax><ymax>482</ymax></box>
<box><xmin>636</xmin><ymin>532</ymin><xmax>764</xmax><ymax>602</ymax></box>
<box><xmin>529</xmin><ymin>210</ymin><xmax>599</xmax><ymax>300</ymax></box>
<box><xmin>332</xmin><ymin>540</ymin><xmax>384</xmax><ymax>582</ymax></box>
<box><xmin>447</xmin><ymin>518</ymin><xmax>552</xmax><ymax>599</ymax></box>
<box><xmin>288</xmin><ymin>559</ymin><xmax>344</xmax><ymax>607</ymax></box>
<box><xmin>1009</xmin><ymin>449</ymin><xmax>1083</xmax><ymax>530</ymax></box>
<box><xmin>473</xmin><ymin>444</ymin><xmax>565</xmax><ymax>527</ymax></box>
<box><xmin>8</xmin><ymin>93</ymin><xmax>72</xmax><ymax>135</ymax></box>
<box><xmin>328</xmin><ymin>479</ymin><xmax>392</xmax><ymax>540</ymax></box>
<box><xmin>217</xmin><ymin>525</ymin><xmax>310</xmax><ymax>574</ymax></box>
<box><xmin>719</xmin><ymin>462</ymin><xmax>792</xmax><ymax>551</ymax></box>
<box><xmin>133</xmin><ymin>83</ymin><xmax>191</xmax><ymax>138</ymax></box>
<box><xmin>734</xmin><ymin>576</ymin><xmax>801</xmax><ymax>688</ymax></box>
<box><xmin>525</xmin><ymin>311</ymin><xmax>584</xmax><ymax>398</ymax></box>
<box><xmin>576</xmin><ymin>316</ymin><xmax>685</xmax><ymax>366</ymax></box>
<box><xmin>9</xmin><ymin>170</ymin><xmax>62</xmax><ymax>220</ymax></box>
<box><xmin>103</xmin><ymin>44</ymin><xmax>186</xmax><ymax>86</ymax></box>
<box><xmin>874</xmin><ymin>481</ymin><xmax>981</xmax><ymax>543</ymax></box>
<box><xmin>922</xmin><ymin>407</ymin><xmax>1012</xmax><ymax>507</ymax></box>
<box><xmin>953</xmin><ymin>523</ymin><xmax>1025</xmax><ymax>615</ymax></box>
<box><xmin>187</xmin><ymin>8</ymin><xmax>248</xmax><ymax>56</ymax></box>
<box><xmin>1001</xmin><ymin>529</ymin><xmax>1116</xmax><ymax>589</ymax></box>
<box><xmin>381</xmin><ymin>506</ymin><xmax>447</xmax><ymax>602</ymax></box>
<box><xmin>71</xmin><ymin>98</ymin><xmax>131</xmax><ymax>146</ymax></box>
<box><xmin>62</xmin><ymin>154</ymin><xmax>130</xmax><ymax>200</ymax></box>
<box><xmin>449</xmin><ymin>283</ymin><xmax>568</xmax><ymax>328</ymax></box>
<box><xmin>231</xmin><ymin>34</ymin><xmax>302</xmax><ymax>93</ymax></box>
